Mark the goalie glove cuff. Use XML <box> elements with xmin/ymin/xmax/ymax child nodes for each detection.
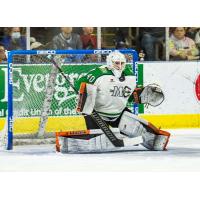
<box><xmin>133</xmin><ymin>87</ymin><xmax>143</xmax><ymax>104</ymax></box>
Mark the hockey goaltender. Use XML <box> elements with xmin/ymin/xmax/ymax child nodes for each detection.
<box><xmin>56</xmin><ymin>50</ymin><xmax>170</xmax><ymax>153</ymax></box>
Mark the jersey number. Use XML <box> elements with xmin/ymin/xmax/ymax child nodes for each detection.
<box><xmin>87</xmin><ymin>74</ymin><xmax>95</xmax><ymax>83</ymax></box>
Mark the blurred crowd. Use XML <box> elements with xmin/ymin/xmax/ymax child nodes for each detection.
<box><xmin>0</xmin><ymin>27</ymin><xmax>200</xmax><ymax>63</ymax></box>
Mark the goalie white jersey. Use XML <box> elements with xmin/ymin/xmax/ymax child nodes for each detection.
<box><xmin>75</xmin><ymin>65</ymin><xmax>136</xmax><ymax>120</ymax></box>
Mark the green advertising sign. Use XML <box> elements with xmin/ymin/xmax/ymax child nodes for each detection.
<box><xmin>0</xmin><ymin>63</ymin><xmax>134</xmax><ymax>118</ymax></box>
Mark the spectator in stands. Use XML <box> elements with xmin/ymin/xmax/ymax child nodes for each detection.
<box><xmin>52</xmin><ymin>27</ymin><xmax>83</xmax><ymax>63</ymax></box>
<box><xmin>140</xmin><ymin>27</ymin><xmax>165</xmax><ymax>61</ymax></box>
<box><xmin>114</xmin><ymin>28</ymin><xmax>130</xmax><ymax>49</ymax></box>
<box><xmin>1</xmin><ymin>27</ymin><xmax>26</xmax><ymax>50</ymax></box>
<box><xmin>169</xmin><ymin>27</ymin><xmax>199</xmax><ymax>60</ymax></box>
<box><xmin>52</xmin><ymin>27</ymin><xmax>82</xmax><ymax>50</ymax></box>
<box><xmin>194</xmin><ymin>29</ymin><xmax>200</xmax><ymax>51</ymax></box>
<box><xmin>185</xmin><ymin>27</ymin><xmax>199</xmax><ymax>40</ymax></box>
<box><xmin>80</xmin><ymin>27</ymin><xmax>98</xmax><ymax>62</ymax></box>
<box><xmin>116</xmin><ymin>41</ymin><xmax>127</xmax><ymax>49</ymax></box>
<box><xmin>0</xmin><ymin>43</ymin><xmax>7</xmax><ymax>63</ymax></box>
<box><xmin>80</xmin><ymin>27</ymin><xmax>97</xmax><ymax>49</ymax></box>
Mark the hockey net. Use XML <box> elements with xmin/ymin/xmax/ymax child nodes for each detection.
<box><xmin>0</xmin><ymin>50</ymin><xmax>138</xmax><ymax>150</ymax></box>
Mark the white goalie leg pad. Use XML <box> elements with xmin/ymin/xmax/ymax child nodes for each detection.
<box><xmin>153</xmin><ymin>135</ymin><xmax>169</xmax><ymax>151</ymax></box>
<box><xmin>58</xmin><ymin>133</ymin><xmax>143</xmax><ymax>153</ymax></box>
<box><xmin>119</xmin><ymin>111</ymin><xmax>145</xmax><ymax>139</ymax></box>
<box><xmin>119</xmin><ymin>111</ymin><xmax>170</xmax><ymax>150</ymax></box>
<box><xmin>58</xmin><ymin>136</ymin><xmax>68</xmax><ymax>153</ymax></box>
<box><xmin>77</xmin><ymin>83</ymin><xmax>97</xmax><ymax>115</ymax></box>
<box><xmin>142</xmin><ymin>132</ymin><xmax>170</xmax><ymax>151</ymax></box>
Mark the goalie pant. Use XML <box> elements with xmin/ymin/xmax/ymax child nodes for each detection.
<box><xmin>56</xmin><ymin>108</ymin><xmax>170</xmax><ymax>152</ymax></box>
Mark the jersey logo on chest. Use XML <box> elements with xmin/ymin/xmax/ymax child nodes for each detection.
<box><xmin>110</xmin><ymin>86</ymin><xmax>132</xmax><ymax>97</ymax></box>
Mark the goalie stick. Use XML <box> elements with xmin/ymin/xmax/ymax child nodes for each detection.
<box><xmin>48</xmin><ymin>55</ymin><xmax>142</xmax><ymax>147</ymax></box>
<box><xmin>37</xmin><ymin>60</ymin><xmax>59</xmax><ymax>138</ymax></box>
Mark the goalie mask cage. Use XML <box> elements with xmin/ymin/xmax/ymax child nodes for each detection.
<box><xmin>4</xmin><ymin>49</ymin><xmax>138</xmax><ymax>150</ymax></box>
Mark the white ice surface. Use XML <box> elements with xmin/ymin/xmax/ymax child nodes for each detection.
<box><xmin>0</xmin><ymin>129</ymin><xmax>200</xmax><ymax>172</ymax></box>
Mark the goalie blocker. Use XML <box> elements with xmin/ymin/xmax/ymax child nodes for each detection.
<box><xmin>76</xmin><ymin>82</ymin><xmax>97</xmax><ymax>115</ymax></box>
<box><xmin>56</xmin><ymin>82</ymin><xmax>170</xmax><ymax>152</ymax></box>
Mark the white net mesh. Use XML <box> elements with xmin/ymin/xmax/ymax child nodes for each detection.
<box><xmin>8</xmin><ymin>52</ymin><xmax>135</xmax><ymax>146</ymax></box>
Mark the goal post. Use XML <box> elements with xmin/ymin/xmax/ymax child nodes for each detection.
<box><xmin>5</xmin><ymin>49</ymin><xmax>138</xmax><ymax>150</ymax></box>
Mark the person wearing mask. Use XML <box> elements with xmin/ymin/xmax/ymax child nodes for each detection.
<box><xmin>2</xmin><ymin>27</ymin><xmax>26</xmax><ymax>50</ymax></box>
